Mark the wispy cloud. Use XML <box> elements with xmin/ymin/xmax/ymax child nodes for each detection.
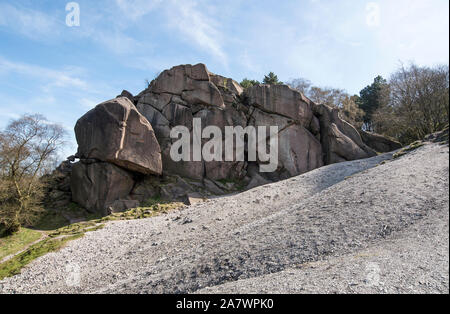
<box><xmin>0</xmin><ymin>57</ymin><xmax>89</xmax><ymax>91</ymax></box>
<box><xmin>115</xmin><ymin>0</ymin><xmax>162</xmax><ymax>20</ymax></box>
<box><xmin>0</xmin><ymin>2</ymin><xmax>63</xmax><ymax>39</ymax></box>
<box><xmin>115</xmin><ymin>0</ymin><xmax>228</xmax><ymax>63</ymax></box>
<box><xmin>0</xmin><ymin>2</ymin><xmax>143</xmax><ymax>55</ymax></box>
<box><xmin>166</xmin><ymin>0</ymin><xmax>227</xmax><ymax>64</ymax></box>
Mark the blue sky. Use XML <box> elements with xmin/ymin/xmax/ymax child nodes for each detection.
<box><xmin>0</xmin><ymin>0</ymin><xmax>449</xmax><ymax>157</ymax></box>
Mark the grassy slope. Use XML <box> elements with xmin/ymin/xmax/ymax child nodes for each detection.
<box><xmin>0</xmin><ymin>228</ymin><xmax>43</xmax><ymax>261</ymax></box>
<box><xmin>0</xmin><ymin>199</ymin><xmax>184</xmax><ymax>281</ymax></box>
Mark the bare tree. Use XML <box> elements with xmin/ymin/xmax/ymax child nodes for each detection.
<box><xmin>287</xmin><ymin>78</ymin><xmax>312</xmax><ymax>95</ymax></box>
<box><xmin>340</xmin><ymin>95</ymin><xmax>365</xmax><ymax>130</ymax></box>
<box><xmin>0</xmin><ymin>114</ymin><xmax>67</xmax><ymax>234</ymax></box>
<box><xmin>288</xmin><ymin>78</ymin><xmax>364</xmax><ymax>129</ymax></box>
<box><xmin>377</xmin><ymin>63</ymin><xmax>449</xmax><ymax>143</ymax></box>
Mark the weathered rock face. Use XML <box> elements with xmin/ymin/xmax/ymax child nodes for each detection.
<box><xmin>424</xmin><ymin>125</ymin><xmax>449</xmax><ymax>144</ymax></box>
<box><xmin>247</xmin><ymin>84</ymin><xmax>315</xmax><ymax>128</ymax></box>
<box><xmin>359</xmin><ymin>130</ymin><xmax>402</xmax><ymax>153</ymax></box>
<box><xmin>248</xmin><ymin>106</ymin><xmax>323</xmax><ymax>180</ymax></box>
<box><xmin>136</xmin><ymin>63</ymin><xmax>247</xmax><ymax>181</ymax></box>
<box><xmin>75</xmin><ymin>97</ymin><xmax>162</xmax><ymax>176</ymax></box>
<box><xmin>44</xmin><ymin>160</ymin><xmax>73</xmax><ymax>209</ymax></box>
<box><xmin>66</xmin><ymin>63</ymin><xmax>401</xmax><ymax>216</ymax></box>
<box><xmin>70</xmin><ymin>161</ymin><xmax>135</xmax><ymax>216</ymax></box>
<box><xmin>313</xmin><ymin>104</ymin><xmax>377</xmax><ymax>164</ymax></box>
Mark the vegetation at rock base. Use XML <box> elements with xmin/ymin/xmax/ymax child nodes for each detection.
<box><xmin>0</xmin><ymin>228</ymin><xmax>42</xmax><ymax>261</ymax></box>
<box><xmin>0</xmin><ymin>234</ymin><xmax>83</xmax><ymax>281</ymax></box>
<box><xmin>393</xmin><ymin>141</ymin><xmax>425</xmax><ymax>159</ymax></box>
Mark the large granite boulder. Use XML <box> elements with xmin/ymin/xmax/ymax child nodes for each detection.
<box><xmin>359</xmin><ymin>130</ymin><xmax>402</xmax><ymax>153</ymax></box>
<box><xmin>313</xmin><ymin>104</ymin><xmax>377</xmax><ymax>164</ymax></box>
<box><xmin>75</xmin><ymin>97</ymin><xmax>162</xmax><ymax>175</ymax></box>
<box><xmin>70</xmin><ymin>161</ymin><xmax>135</xmax><ymax>215</ymax></box>
<box><xmin>145</xmin><ymin>63</ymin><xmax>225</xmax><ymax>108</ymax></box>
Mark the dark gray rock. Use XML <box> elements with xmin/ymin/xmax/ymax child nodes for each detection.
<box><xmin>359</xmin><ymin>130</ymin><xmax>402</xmax><ymax>153</ymax></box>
<box><xmin>70</xmin><ymin>161</ymin><xmax>135</xmax><ymax>216</ymax></box>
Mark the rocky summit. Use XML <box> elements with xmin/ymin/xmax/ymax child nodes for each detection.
<box><xmin>56</xmin><ymin>63</ymin><xmax>400</xmax><ymax>215</ymax></box>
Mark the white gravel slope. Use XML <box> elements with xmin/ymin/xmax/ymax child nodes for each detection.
<box><xmin>0</xmin><ymin>143</ymin><xmax>448</xmax><ymax>294</ymax></box>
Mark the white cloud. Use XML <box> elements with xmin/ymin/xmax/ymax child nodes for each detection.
<box><xmin>0</xmin><ymin>2</ymin><xmax>63</xmax><ymax>39</ymax></box>
<box><xmin>0</xmin><ymin>57</ymin><xmax>89</xmax><ymax>91</ymax></box>
<box><xmin>115</xmin><ymin>0</ymin><xmax>162</xmax><ymax>20</ymax></box>
<box><xmin>115</xmin><ymin>0</ymin><xmax>228</xmax><ymax>63</ymax></box>
<box><xmin>0</xmin><ymin>3</ymin><xmax>143</xmax><ymax>56</ymax></box>
<box><xmin>373</xmin><ymin>0</ymin><xmax>449</xmax><ymax>65</ymax></box>
<box><xmin>166</xmin><ymin>0</ymin><xmax>227</xmax><ymax>64</ymax></box>
<box><xmin>1</xmin><ymin>1</ymin><xmax>228</xmax><ymax>63</ymax></box>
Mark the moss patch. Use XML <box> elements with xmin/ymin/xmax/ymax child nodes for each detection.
<box><xmin>393</xmin><ymin>141</ymin><xmax>425</xmax><ymax>159</ymax></box>
<box><xmin>0</xmin><ymin>234</ymin><xmax>83</xmax><ymax>281</ymax></box>
<box><xmin>99</xmin><ymin>199</ymin><xmax>184</xmax><ymax>222</ymax></box>
<box><xmin>47</xmin><ymin>221</ymin><xmax>105</xmax><ymax>238</ymax></box>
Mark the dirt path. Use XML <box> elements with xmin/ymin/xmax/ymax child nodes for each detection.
<box><xmin>0</xmin><ymin>231</ymin><xmax>48</xmax><ymax>264</ymax></box>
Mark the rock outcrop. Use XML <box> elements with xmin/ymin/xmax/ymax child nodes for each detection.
<box><xmin>313</xmin><ymin>104</ymin><xmax>377</xmax><ymax>164</ymax></box>
<box><xmin>65</xmin><ymin>63</ymin><xmax>400</xmax><ymax>216</ymax></box>
<box><xmin>136</xmin><ymin>63</ymin><xmax>247</xmax><ymax>181</ymax></box>
<box><xmin>75</xmin><ymin>97</ymin><xmax>162</xmax><ymax>176</ymax></box>
<box><xmin>246</xmin><ymin>84</ymin><xmax>315</xmax><ymax>128</ymax></box>
<box><xmin>44</xmin><ymin>160</ymin><xmax>73</xmax><ymax>209</ymax></box>
<box><xmin>358</xmin><ymin>130</ymin><xmax>402</xmax><ymax>153</ymax></box>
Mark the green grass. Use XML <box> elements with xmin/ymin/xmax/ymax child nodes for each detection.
<box><xmin>47</xmin><ymin>221</ymin><xmax>105</xmax><ymax>238</ymax></box>
<box><xmin>0</xmin><ymin>234</ymin><xmax>83</xmax><ymax>281</ymax></box>
<box><xmin>97</xmin><ymin>198</ymin><xmax>184</xmax><ymax>222</ymax></box>
<box><xmin>33</xmin><ymin>211</ymin><xmax>70</xmax><ymax>231</ymax></box>
<box><xmin>0</xmin><ymin>228</ymin><xmax>42</xmax><ymax>261</ymax></box>
<box><xmin>0</xmin><ymin>197</ymin><xmax>184</xmax><ymax>280</ymax></box>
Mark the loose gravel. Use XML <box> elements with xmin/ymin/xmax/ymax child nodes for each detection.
<box><xmin>0</xmin><ymin>143</ymin><xmax>448</xmax><ymax>294</ymax></box>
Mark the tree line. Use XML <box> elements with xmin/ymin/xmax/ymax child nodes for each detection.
<box><xmin>242</xmin><ymin>62</ymin><xmax>449</xmax><ymax>144</ymax></box>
